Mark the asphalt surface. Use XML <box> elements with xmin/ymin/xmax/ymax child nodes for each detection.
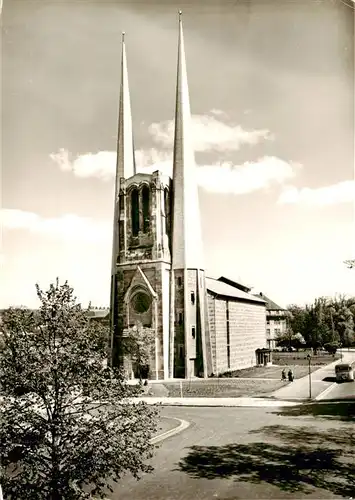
<box><xmin>110</xmin><ymin>404</ymin><xmax>354</xmax><ymax>499</ymax></box>
<box><xmin>319</xmin><ymin>350</ymin><xmax>355</xmax><ymax>401</ymax></box>
<box><xmin>322</xmin><ymin>377</ymin><xmax>355</xmax><ymax>400</ymax></box>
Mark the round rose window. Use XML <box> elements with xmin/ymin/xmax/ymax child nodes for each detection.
<box><xmin>131</xmin><ymin>292</ymin><xmax>151</xmax><ymax>313</ymax></box>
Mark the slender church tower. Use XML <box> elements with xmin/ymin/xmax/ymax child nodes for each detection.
<box><xmin>110</xmin><ymin>15</ymin><xmax>212</xmax><ymax>380</ymax></box>
<box><xmin>169</xmin><ymin>12</ymin><xmax>212</xmax><ymax>379</ymax></box>
<box><xmin>110</xmin><ymin>32</ymin><xmax>136</xmax><ymax>366</ymax></box>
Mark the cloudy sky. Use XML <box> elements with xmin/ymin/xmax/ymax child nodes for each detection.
<box><xmin>1</xmin><ymin>0</ymin><xmax>354</xmax><ymax>309</ymax></box>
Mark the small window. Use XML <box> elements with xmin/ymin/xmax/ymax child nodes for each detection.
<box><xmin>178</xmin><ymin>312</ymin><xmax>183</xmax><ymax>325</ymax></box>
<box><xmin>179</xmin><ymin>344</ymin><xmax>184</xmax><ymax>359</ymax></box>
<box><xmin>226</xmin><ymin>305</ymin><xmax>229</xmax><ymax>321</ymax></box>
<box><xmin>177</xmin><ymin>276</ymin><xmax>182</xmax><ymax>287</ymax></box>
<box><xmin>190</xmin><ymin>292</ymin><xmax>195</xmax><ymax>305</ymax></box>
<box><xmin>191</xmin><ymin>326</ymin><xmax>196</xmax><ymax>339</ymax></box>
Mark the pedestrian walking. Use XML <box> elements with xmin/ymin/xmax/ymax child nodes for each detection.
<box><xmin>281</xmin><ymin>368</ymin><xmax>286</xmax><ymax>381</ymax></box>
<box><xmin>288</xmin><ymin>369</ymin><xmax>294</xmax><ymax>382</ymax></box>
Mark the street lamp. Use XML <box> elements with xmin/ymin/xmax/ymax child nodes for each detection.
<box><xmin>307</xmin><ymin>354</ymin><xmax>312</xmax><ymax>399</ymax></box>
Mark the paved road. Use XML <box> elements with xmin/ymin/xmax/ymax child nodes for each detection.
<box><xmin>318</xmin><ymin>349</ymin><xmax>355</xmax><ymax>401</ymax></box>
<box><xmin>273</xmin><ymin>349</ymin><xmax>355</xmax><ymax>401</ymax></box>
<box><xmin>323</xmin><ymin>379</ymin><xmax>355</xmax><ymax>400</ymax></box>
<box><xmin>110</xmin><ymin>405</ymin><xmax>354</xmax><ymax>500</ymax></box>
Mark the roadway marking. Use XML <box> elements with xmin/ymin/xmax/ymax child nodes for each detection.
<box><xmin>315</xmin><ymin>382</ymin><xmax>336</xmax><ymax>401</ymax></box>
<box><xmin>150</xmin><ymin>417</ymin><xmax>190</xmax><ymax>445</ymax></box>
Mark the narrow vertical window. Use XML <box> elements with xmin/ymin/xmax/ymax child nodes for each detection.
<box><xmin>178</xmin><ymin>312</ymin><xmax>183</xmax><ymax>325</ymax></box>
<box><xmin>164</xmin><ymin>188</ymin><xmax>169</xmax><ymax>235</ymax></box>
<box><xmin>179</xmin><ymin>344</ymin><xmax>184</xmax><ymax>358</ymax></box>
<box><xmin>177</xmin><ymin>276</ymin><xmax>182</xmax><ymax>287</ymax></box>
<box><xmin>142</xmin><ymin>186</ymin><xmax>150</xmax><ymax>233</ymax></box>
<box><xmin>119</xmin><ymin>194</ymin><xmax>124</xmax><ymax>213</ymax></box>
<box><xmin>119</xmin><ymin>221</ymin><xmax>124</xmax><ymax>246</ymax></box>
<box><xmin>131</xmin><ymin>189</ymin><xmax>139</xmax><ymax>236</ymax></box>
<box><xmin>190</xmin><ymin>292</ymin><xmax>195</xmax><ymax>305</ymax></box>
<box><xmin>191</xmin><ymin>326</ymin><xmax>196</xmax><ymax>339</ymax></box>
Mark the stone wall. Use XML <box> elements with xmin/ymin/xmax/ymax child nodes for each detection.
<box><xmin>209</xmin><ymin>294</ymin><xmax>267</xmax><ymax>374</ymax></box>
<box><xmin>228</xmin><ymin>300</ymin><xmax>266</xmax><ymax>370</ymax></box>
<box><xmin>207</xmin><ymin>294</ymin><xmax>217</xmax><ymax>373</ymax></box>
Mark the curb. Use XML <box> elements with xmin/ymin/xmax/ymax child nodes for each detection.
<box><xmin>315</xmin><ymin>382</ymin><xmax>337</xmax><ymax>401</ymax></box>
<box><xmin>139</xmin><ymin>397</ymin><xmax>298</xmax><ymax>408</ymax></box>
<box><xmin>150</xmin><ymin>417</ymin><xmax>190</xmax><ymax>444</ymax></box>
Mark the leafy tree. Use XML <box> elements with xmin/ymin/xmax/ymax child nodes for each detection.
<box><xmin>291</xmin><ymin>332</ymin><xmax>306</xmax><ymax>350</ymax></box>
<box><xmin>0</xmin><ymin>279</ymin><xmax>158</xmax><ymax>500</ymax></box>
<box><xmin>287</xmin><ymin>305</ymin><xmax>308</xmax><ymax>340</ymax></box>
<box><xmin>123</xmin><ymin>323</ymin><xmax>156</xmax><ymax>381</ymax></box>
<box><xmin>324</xmin><ymin>342</ymin><xmax>339</xmax><ymax>355</ymax></box>
<box><xmin>287</xmin><ymin>294</ymin><xmax>355</xmax><ymax>349</ymax></box>
<box><xmin>330</xmin><ymin>296</ymin><xmax>354</xmax><ymax>347</ymax></box>
<box><xmin>275</xmin><ymin>329</ymin><xmax>305</xmax><ymax>351</ymax></box>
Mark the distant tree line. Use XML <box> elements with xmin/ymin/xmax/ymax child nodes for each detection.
<box><xmin>277</xmin><ymin>295</ymin><xmax>355</xmax><ymax>353</ymax></box>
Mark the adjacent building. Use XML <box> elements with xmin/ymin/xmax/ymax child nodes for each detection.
<box><xmin>109</xmin><ymin>14</ymin><xmax>268</xmax><ymax>380</ymax></box>
<box><xmin>254</xmin><ymin>293</ymin><xmax>288</xmax><ymax>350</ymax></box>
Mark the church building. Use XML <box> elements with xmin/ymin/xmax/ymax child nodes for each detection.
<box><xmin>109</xmin><ymin>14</ymin><xmax>268</xmax><ymax>380</ymax></box>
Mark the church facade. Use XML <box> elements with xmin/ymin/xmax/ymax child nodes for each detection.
<box><xmin>109</xmin><ymin>15</ymin><xmax>268</xmax><ymax>380</ymax></box>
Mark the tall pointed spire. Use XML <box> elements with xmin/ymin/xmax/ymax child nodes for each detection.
<box><xmin>116</xmin><ymin>31</ymin><xmax>136</xmax><ymax>182</ymax></box>
<box><xmin>110</xmin><ymin>33</ymin><xmax>136</xmax><ymax>363</ymax></box>
<box><xmin>111</xmin><ymin>32</ymin><xmax>136</xmax><ymax>273</ymax></box>
<box><xmin>171</xmin><ymin>12</ymin><xmax>204</xmax><ymax>270</ymax></box>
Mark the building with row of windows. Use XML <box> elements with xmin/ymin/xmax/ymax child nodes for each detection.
<box><xmin>254</xmin><ymin>293</ymin><xmax>288</xmax><ymax>350</ymax></box>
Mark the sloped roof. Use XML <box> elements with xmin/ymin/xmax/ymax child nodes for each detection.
<box><xmin>86</xmin><ymin>309</ymin><xmax>110</xmax><ymax>319</ymax></box>
<box><xmin>206</xmin><ymin>278</ymin><xmax>265</xmax><ymax>304</ymax></box>
<box><xmin>218</xmin><ymin>276</ymin><xmax>252</xmax><ymax>293</ymax></box>
<box><xmin>253</xmin><ymin>293</ymin><xmax>284</xmax><ymax>311</ymax></box>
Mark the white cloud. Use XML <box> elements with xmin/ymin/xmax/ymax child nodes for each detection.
<box><xmin>209</xmin><ymin>108</ymin><xmax>227</xmax><ymax>117</ymax></box>
<box><xmin>278</xmin><ymin>180</ymin><xmax>355</xmax><ymax>206</ymax></box>
<box><xmin>197</xmin><ymin>157</ymin><xmax>297</xmax><ymax>194</ymax></box>
<box><xmin>148</xmin><ymin>114</ymin><xmax>272</xmax><ymax>152</ymax></box>
<box><xmin>135</xmin><ymin>148</ymin><xmax>172</xmax><ymax>173</ymax></box>
<box><xmin>1</xmin><ymin>209</ymin><xmax>111</xmax><ymax>244</ymax></box>
<box><xmin>51</xmin><ymin>148</ymin><xmax>298</xmax><ymax>195</ymax></box>
<box><xmin>50</xmin><ymin>149</ymin><xmax>117</xmax><ymax>181</ymax></box>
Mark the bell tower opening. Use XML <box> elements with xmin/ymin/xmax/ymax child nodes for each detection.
<box><xmin>131</xmin><ymin>188</ymin><xmax>139</xmax><ymax>236</ymax></box>
<box><xmin>142</xmin><ymin>185</ymin><xmax>150</xmax><ymax>233</ymax></box>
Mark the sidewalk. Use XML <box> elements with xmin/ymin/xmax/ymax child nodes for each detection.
<box><xmin>272</xmin><ymin>349</ymin><xmax>355</xmax><ymax>401</ymax></box>
<box><xmin>134</xmin><ymin>396</ymin><xmax>298</xmax><ymax>407</ymax></box>
<box><xmin>271</xmin><ymin>359</ymin><xmax>339</xmax><ymax>401</ymax></box>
